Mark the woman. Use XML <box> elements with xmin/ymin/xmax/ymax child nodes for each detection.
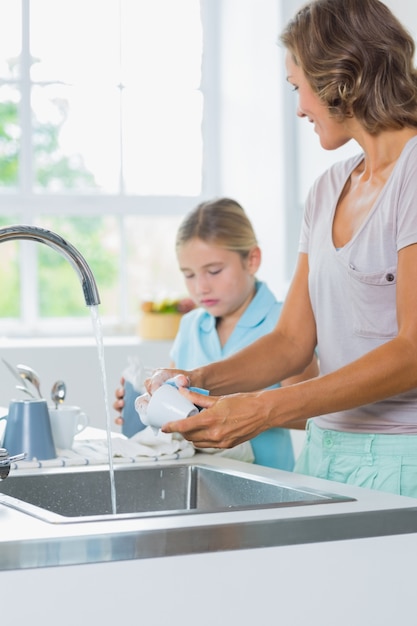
<box><xmin>115</xmin><ymin>197</ymin><xmax>318</xmax><ymax>469</ymax></box>
<box><xmin>146</xmin><ymin>0</ymin><xmax>417</xmax><ymax>497</ymax></box>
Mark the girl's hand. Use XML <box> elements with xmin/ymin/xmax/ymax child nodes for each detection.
<box><xmin>113</xmin><ymin>376</ymin><xmax>125</xmax><ymax>425</ymax></box>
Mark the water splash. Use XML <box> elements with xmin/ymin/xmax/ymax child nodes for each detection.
<box><xmin>89</xmin><ymin>305</ymin><xmax>117</xmax><ymax>514</ymax></box>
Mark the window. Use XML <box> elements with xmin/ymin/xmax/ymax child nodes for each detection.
<box><xmin>0</xmin><ymin>0</ymin><xmax>216</xmax><ymax>336</ymax></box>
<box><xmin>2</xmin><ymin>0</ymin><xmax>416</xmax><ymax>338</ymax></box>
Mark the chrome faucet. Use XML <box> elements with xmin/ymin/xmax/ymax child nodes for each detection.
<box><xmin>0</xmin><ymin>224</ymin><xmax>100</xmax><ymax>306</ymax></box>
<box><xmin>0</xmin><ymin>449</ymin><xmax>26</xmax><ymax>480</ymax></box>
<box><xmin>0</xmin><ymin>225</ymin><xmax>100</xmax><ymax>478</ymax></box>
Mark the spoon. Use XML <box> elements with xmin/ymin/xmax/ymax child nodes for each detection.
<box><xmin>15</xmin><ymin>384</ymin><xmax>36</xmax><ymax>398</ymax></box>
<box><xmin>16</xmin><ymin>364</ymin><xmax>43</xmax><ymax>398</ymax></box>
<box><xmin>2</xmin><ymin>358</ymin><xmax>30</xmax><ymax>391</ymax></box>
<box><xmin>51</xmin><ymin>380</ymin><xmax>67</xmax><ymax>409</ymax></box>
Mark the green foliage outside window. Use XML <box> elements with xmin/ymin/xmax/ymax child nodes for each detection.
<box><xmin>0</xmin><ymin>215</ymin><xmax>20</xmax><ymax>316</ymax></box>
<box><xmin>0</xmin><ymin>101</ymin><xmax>19</xmax><ymax>187</ymax></box>
<box><xmin>0</xmin><ymin>99</ymin><xmax>118</xmax><ymax>318</ymax></box>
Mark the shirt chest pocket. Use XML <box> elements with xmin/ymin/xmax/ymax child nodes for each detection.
<box><xmin>348</xmin><ymin>264</ymin><xmax>397</xmax><ymax>338</ymax></box>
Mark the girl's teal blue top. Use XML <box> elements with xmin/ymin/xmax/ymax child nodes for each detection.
<box><xmin>170</xmin><ymin>281</ymin><xmax>294</xmax><ymax>470</ymax></box>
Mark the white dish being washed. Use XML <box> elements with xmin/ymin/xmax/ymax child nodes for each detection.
<box><xmin>135</xmin><ymin>384</ymin><xmax>199</xmax><ymax>431</ymax></box>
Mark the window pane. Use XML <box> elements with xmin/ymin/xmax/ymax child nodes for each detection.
<box><xmin>30</xmin><ymin>0</ymin><xmax>120</xmax><ymax>85</ymax></box>
<box><xmin>0</xmin><ymin>1</ymin><xmax>21</xmax><ymax>193</ymax></box>
<box><xmin>29</xmin><ymin>0</ymin><xmax>203</xmax><ymax>196</ymax></box>
<box><xmin>124</xmin><ymin>214</ymin><xmax>188</xmax><ymax>314</ymax></box>
<box><xmin>32</xmin><ymin>83</ymin><xmax>118</xmax><ymax>192</ymax></box>
<box><xmin>121</xmin><ymin>0</ymin><xmax>203</xmax><ymax>195</ymax></box>
<box><xmin>0</xmin><ymin>87</ymin><xmax>20</xmax><ymax>190</ymax></box>
<box><xmin>0</xmin><ymin>3</ymin><xmax>21</xmax><ymax>76</ymax></box>
<box><xmin>30</xmin><ymin>0</ymin><xmax>120</xmax><ymax>193</ymax></box>
<box><xmin>0</xmin><ymin>217</ymin><xmax>20</xmax><ymax>318</ymax></box>
<box><xmin>123</xmin><ymin>91</ymin><xmax>203</xmax><ymax>195</ymax></box>
<box><xmin>37</xmin><ymin>216</ymin><xmax>119</xmax><ymax>317</ymax></box>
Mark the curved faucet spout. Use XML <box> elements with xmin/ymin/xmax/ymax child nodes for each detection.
<box><xmin>0</xmin><ymin>225</ymin><xmax>100</xmax><ymax>306</ymax></box>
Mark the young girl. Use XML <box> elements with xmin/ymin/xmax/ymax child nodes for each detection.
<box><xmin>115</xmin><ymin>197</ymin><xmax>318</xmax><ymax>469</ymax></box>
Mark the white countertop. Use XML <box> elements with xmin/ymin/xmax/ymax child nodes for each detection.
<box><xmin>1</xmin><ymin>431</ymin><xmax>417</xmax><ymax>571</ymax></box>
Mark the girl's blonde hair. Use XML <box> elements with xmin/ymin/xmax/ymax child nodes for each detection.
<box><xmin>175</xmin><ymin>197</ymin><xmax>258</xmax><ymax>259</ymax></box>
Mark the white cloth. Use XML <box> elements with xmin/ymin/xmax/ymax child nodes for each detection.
<box><xmin>9</xmin><ymin>426</ymin><xmax>195</xmax><ymax>470</ymax></box>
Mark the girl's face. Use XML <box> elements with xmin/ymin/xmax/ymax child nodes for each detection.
<box><xmin>177</xmin><ymin>237</ymin><xmax>260</xmax><ymax>319</ymax></box>
<box><xmin>285</xmin><ymin>52</ymin><xmax>352</xmax><ymax>150</ymax></box>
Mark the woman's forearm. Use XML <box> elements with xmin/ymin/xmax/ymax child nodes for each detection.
<box><xmin>191</xmin><ymin>329</ymin><xmax>314</xmax><ymax>395</ymax></box>
<box><xmin>263</xmin><ymin>335</ymin><xmax>417</xmax><ymax>430</ymax></box>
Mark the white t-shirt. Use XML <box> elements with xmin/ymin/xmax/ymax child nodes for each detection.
<box><xmin>300</xmin><ymin>135</ymin><xmax>417</xmax><ymax>433</ymax></box>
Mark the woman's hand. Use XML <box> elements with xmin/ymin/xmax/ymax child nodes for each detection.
<box><xmin>161</xmin><ymin>388</ymin><xmax>271</xmax><ymax>449</ymax></box>
<box><xmin>144</xmin><ymin>369</ymin><xmax>191</xmax><ymax>395</ymax></box>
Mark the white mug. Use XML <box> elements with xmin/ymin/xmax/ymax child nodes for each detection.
<box><xmin>135</xmin><ymin>384</ymin><xmax>199</xmax><ymax>431</ymax></box>
<box><xmin>48</xmin><ymin>405</ymin><xmax>88</xmax><ymax>450</ymax></box>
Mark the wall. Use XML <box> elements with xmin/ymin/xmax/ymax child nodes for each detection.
<box><xmin>217</xmin><ymin>0</ymin><xmax>287</xmax><ymax>297</ymax></box>
<box><xmin>0</xmin><ymin>337</ymin><xmax>172</xmax><ymax>432</ymax></box>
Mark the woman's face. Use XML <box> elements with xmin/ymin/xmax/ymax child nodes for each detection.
<box><xmin>177</xmin><ymin>237</ymin><xmax>260</xmax><ymax>319</ymax></box>
<box><xmin>285</xmin><ymin>52</ymin><xmax>352</xmax><ymax>150</ymax></box>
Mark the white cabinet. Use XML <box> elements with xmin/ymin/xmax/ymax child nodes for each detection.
<box><xmin>2</xmin><ymin>532</ymin><xmax>416</xmax><ymax>626</ymax></box>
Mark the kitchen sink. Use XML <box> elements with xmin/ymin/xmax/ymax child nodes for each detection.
<box><xmin>0</xmin><ymin>463</ymin><xmax>355</xmax><ymax>524</ymax></box>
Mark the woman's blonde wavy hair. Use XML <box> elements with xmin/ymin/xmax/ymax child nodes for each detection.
<box><xmin>280</xmin><ymin>0</ymin><xmax>417</xmax><ymax>134</ymax></box>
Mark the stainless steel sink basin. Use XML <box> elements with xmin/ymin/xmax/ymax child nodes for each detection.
<box><xmin>0</xmin><ymin>463</ymin><xmax>355</xmax><ymax>524</ymax></box>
